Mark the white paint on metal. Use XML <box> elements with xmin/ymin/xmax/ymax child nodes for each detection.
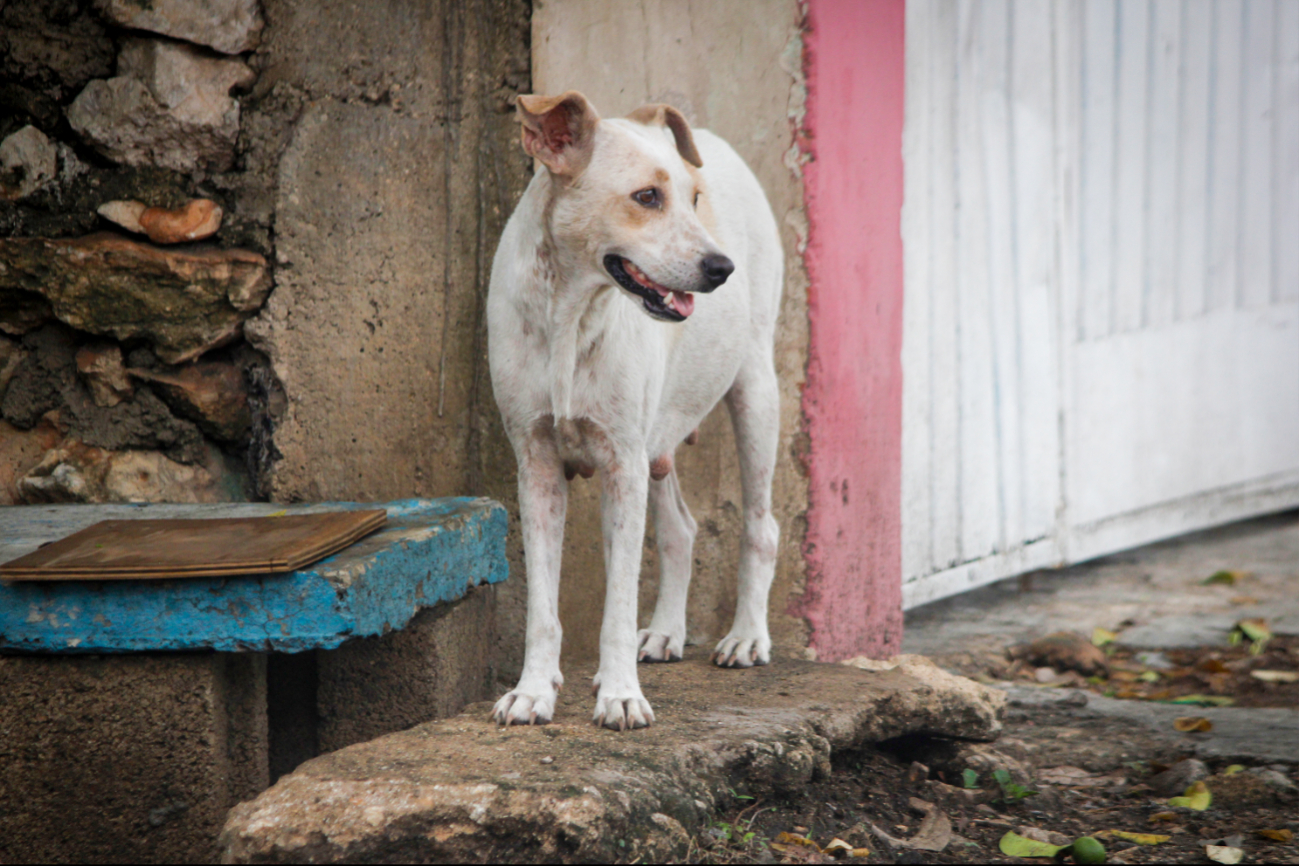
<box><xmin>902</xmin><ymin>0</ymin><xmax>1299</xmax><ymax>609</ymax></box>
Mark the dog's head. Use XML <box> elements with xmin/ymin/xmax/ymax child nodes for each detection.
<box><xmin>518</xmin><ymin>91</ymin><xmax>733</xmax><ymax>322</ymax></box>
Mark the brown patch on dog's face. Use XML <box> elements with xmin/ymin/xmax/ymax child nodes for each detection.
<box><xmin>540</xmin><ymin>113</ymin><xmax>731</xmax><ymax>315</ymax></box>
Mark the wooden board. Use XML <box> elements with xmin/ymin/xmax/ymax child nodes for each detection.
<box><xmin>0</xmin><ymin>510</ymin><xmax>387</xmax><ymax>581</ymax></box>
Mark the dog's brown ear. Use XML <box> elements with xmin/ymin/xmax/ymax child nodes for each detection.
<box><xmin>626</xmin><ymin>104</ymin><xmax>703</xmax><ymax>168</ymax></box>
<box><xmin>517</xmin><ymin>91</ymin><xmax>599</xmax><ymax>176</ymax></box>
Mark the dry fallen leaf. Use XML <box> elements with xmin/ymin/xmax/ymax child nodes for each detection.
<box><xmin>1250</xmin><ymin>669</ymin><xmax>1299</xmax><ymax>683</ymax></box>
<box><xmin>775</xmin><ymin>832</ymin><xmax>822</xmax><ymax>851</ymax></box>
<box><xmin>1173</xmin><ymin>716</ymin><xmax>1213</xmax><ymax>732</ymax></box>
<box><xmin>1111</xmin><ymin>831</ymin><xmax>1170</xmax><ymax>845</ymax></box>
<box><xmin>1257</xmin><ymin>828</ymin><xmax>1293</xmax><ymax>843</ymax></box>
<box><xmin>1206</xmin><ymin>845</ymin><xmax>1244</xmax><ymax>864</ymax></box>
<box><xmin>1148</xmin><ymin>811</ymin><xmax>1178</xmax><ymax>823</ymax></box>
<box><xmin>823</xmin><ymin>838</ymin><xmax>854</xmax><ymax>859</ymax></box>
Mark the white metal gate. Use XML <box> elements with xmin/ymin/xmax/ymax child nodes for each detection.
<box><xmin>901</xmin><ymin>0</ymin><xmax>1299</xmax><ymax>607</ymax></box>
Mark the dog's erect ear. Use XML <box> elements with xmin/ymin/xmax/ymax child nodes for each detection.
<box><xmin>517</xmin><ymin>91</ymin><xmax>599</xmax><ymax>177</ymax></box>
<box><xmin>626</xmin><ymin>104</ymin><xmax>703</xmax><ymax>168</ymax></box>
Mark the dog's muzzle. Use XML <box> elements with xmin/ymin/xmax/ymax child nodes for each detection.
<box><xmin>605</xmin><ymin>255</ymin><xmax>699</xmax><ymax>322</ymax></box>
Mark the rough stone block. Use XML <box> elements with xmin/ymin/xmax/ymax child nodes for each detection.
<box><xmin>0</xmin><ymin>652</ymin><xmax>267</xmax><ymax>864</ymax></box>
<box><xmin>0</xmin><ymin>125</ymin><xmax>57</xmax><ymax>200</ymax></box>
<box><xmin>0</xmin><ymin>234</ymin><xmax>271</xmax><ymax>364</ymax></box>
<box><xmin>94</xmin><ymin>0</ymin><xmax>265</xmax><ymax>55</ymax></box>
<box><xmin>67</xmin><ymin>39</ymin><xmax>254</xmax><ymax>173</ymax></box>
<box><xmin>220</xmin><ymin>653</ymin><xmax>1004</xmax><ymax>863</ymax></box>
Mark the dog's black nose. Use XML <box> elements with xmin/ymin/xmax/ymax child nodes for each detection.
<box><xmin>700</xmin><ymin>254</ymin><xmax>735</xmax><ymax>290</ymax></box>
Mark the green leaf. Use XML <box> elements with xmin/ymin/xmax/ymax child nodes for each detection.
<box><xmin>1237</xmin><ymin>618</ymin><xmax>1270</xmax><ymax>641</ymax></box>
<box><xmin>1164</xmin><ymin>694</ymin><xmax>1235</xmax><ymax>707</ymax></box>
<box><xmin>963</xmin><ymin>768</ymin><xmax>980</xmax><ymax>789</ymax></box>
<box><xmin>1092</xmin><ymin>627</ymin><xmax>1118</xmax><ymax>646</ymax></box>
<box><xmin>998</xmin><ymin>831</ymin><xmax>1063</xmax><ymax>859</ymax></box>
<box><xmin>1167</xmin><ymin>781</ymin><xmax>1212</xmax><ymax>811</ymax></box>
<box><xmin>1139</xmin><ymin>670</ymin><xmax>1161</xmax><ymax>682</ymax></box>
<box><xmin>1203</xmin><ymin>570</ymin><xmax>1241</xmax><ymax>586</ymax></box>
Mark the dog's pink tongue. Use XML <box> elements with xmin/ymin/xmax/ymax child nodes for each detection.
<box><xmin>673</xmin><ymin>291</ymin><xmax>695</xmax><ymax>317</ymax></box>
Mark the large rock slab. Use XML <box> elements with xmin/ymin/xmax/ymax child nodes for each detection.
<box><xmin>0</xmin><ymin>234</ymin><xmax>270</xmax><ymax>363</ymax></box>
<box><xmin>220</xmin><ymin>654</ymin><xmax>1003</xmax><ymax>863</ymax></box>
<box><xmin>67</xmin><ymin>39</ymin><xmax>254</xmax><ymax>172</ymax></box>
<box><xmin>95</xmin><ymin>0</ymin><xmax>265</xmax><ymax>55</ymax></box>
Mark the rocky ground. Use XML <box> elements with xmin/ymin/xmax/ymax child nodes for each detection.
<box><xmin>693</xmin><ymin>511</ymin><xmax>1299</xmax><ymax>865</ymax></box>
<box><xmin>691</xmin><ymin>687</ymin><xmax>1297</xmax><ymax>864</ymax></box>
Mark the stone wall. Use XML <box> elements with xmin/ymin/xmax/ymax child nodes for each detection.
<box><xmin>0</xmin><ymin>0</ymin><xmax>531</xmax><ymax>516</ymax></box>
<box><xmin>0</xmin><ymin>0</ymin><xmax>277</xmax><ymax>504</ymax></box>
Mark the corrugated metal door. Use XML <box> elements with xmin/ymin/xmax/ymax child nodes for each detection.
<box><xmin>902</xmin><ymin>0</ymin><xmax>1299</xmax><ymax>607</ymax></box>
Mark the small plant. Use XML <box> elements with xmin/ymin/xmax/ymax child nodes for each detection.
<box><xmin>962</xmin><ymin>768</ymin><xmax>980</xmax><ymax>789</ymax></box>
<box><xmin>711</xmin><ymin>821</ymin><xmax>760</xmax><ymax>848</ymax></box>
<box><xmin>992</xmin><ymin>768</ymin><xmax>1037</xmax><ymax>803</ymax></box>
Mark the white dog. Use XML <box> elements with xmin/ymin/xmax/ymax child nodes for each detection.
<box><xmin>487</xmin><ymin>91</ymin><xmax>783</xmax><ymax>730</ymax></box>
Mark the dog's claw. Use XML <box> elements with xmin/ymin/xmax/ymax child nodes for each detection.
<box><xmin>592</xmin><ymin>688</ymin><xmax>654</xmax><ymax>730</ymax></box>
<box><xmin>493</xmin><ymin>674</ymin><xmax>562</xmax><ymax>725</ymax></box>
<box><xmin>637</xmin><ymin>628</ymin><xmax>684</xmax><ymax>663</ymax></box>
<box><xmin>712</xmin><ymin>633</ymin><xmax>772</xmax><ymax>669</ymax></box>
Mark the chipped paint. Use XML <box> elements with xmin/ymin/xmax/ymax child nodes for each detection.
<box><xmin>0</xmin><ymin>498</ymin><xmax>508</xmax><ymax>653</ymax></box>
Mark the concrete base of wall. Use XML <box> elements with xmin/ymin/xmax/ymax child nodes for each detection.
<box><xmin>0</xmin><ymin>652</ymin><xmax>268</xmax><ymax>864</ymax></box>
<box><xmin>0</xmin><ymin>586</ymin><xmax>497</xmax><ymax>864</ymax></box>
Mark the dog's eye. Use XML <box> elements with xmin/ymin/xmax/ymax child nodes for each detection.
<box><xmin>693</xmin><ymin>190</ymin><xmax>700</xmax><ymax>208</ymax></box>
<box><xmin>633</xmin><ymin>187</ymin><xmax>660</xmax><ymax>207</ymax></box>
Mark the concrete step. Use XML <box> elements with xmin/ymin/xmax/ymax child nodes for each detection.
<box><xmin>220</xmin><ymin>651</ymin><xmax>1004</xmax><ymax>864</ymax></box>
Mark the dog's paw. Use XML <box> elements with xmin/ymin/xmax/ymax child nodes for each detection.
<box><xmin>711</xmin><ymin>633</ymin><xmax>772</xmax><ymax>668</ymax></box>
<box><xmin>590</xmin><ymin>672</ymin><xmax>654</xmax><ymax>730</ymax></box>
<box><xmin>591</xmin><ymin>691</ymin><xmax>654</xmax><ymax>731</ymax></box>
<box><xmin>491</xmin><ymin>674</ymin><xmax>562</xmax><ymax>725</ymax></box>
<box><xmin>637</xmin><ymin>628</ymin><xmax>684</xmax><ymax>663</ymax></box>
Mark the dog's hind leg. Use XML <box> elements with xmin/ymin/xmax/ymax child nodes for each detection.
<box><xmin>493</xmin><ymin>441</ymin><xmax>568</xmax><ymax>725</ymax></box>
<box><xmin>638</xmin><ymin>466</ymin><xmax>697</xmax><ymax>663</ymax></box>
<box><xmin>713</xmin><ymin>355</ymin><xmax>780</xmax><ymax>668</ymax></box>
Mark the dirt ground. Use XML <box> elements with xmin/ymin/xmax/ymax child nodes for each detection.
<box><xmin>690</xmin><ymin>650</ymin><xmax>1299</xmax><ymax>865</ymax></box>
<box><xmin>682</xmin><ymin>512</ymin><xmax>1290</xmax><ymax>864</ymax></box>
<box><xmin>689</xmin><ymin>507</ymin><xmax>1299</xmax><ymax>866</ymax></box>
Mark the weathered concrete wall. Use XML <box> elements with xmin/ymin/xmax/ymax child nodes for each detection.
<box><xmin>531</xmin><ymin>0</ymin><xmax>813</xmax><ymax>662</ymax></box>
<box><xmin>244</xmin><ymin>0</ymin><xmax>531</xmax><ymax>504</ymax></box>
<box><xmin>0</xmin><ymin>653</ymin><xmax>267</xmax><ymax>864</ymax></box>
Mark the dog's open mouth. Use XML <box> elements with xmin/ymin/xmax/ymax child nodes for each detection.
<box><xmin>604</xmin><ymin>255</ymin><xmax>695</xmax><ymax>322</ymax></box>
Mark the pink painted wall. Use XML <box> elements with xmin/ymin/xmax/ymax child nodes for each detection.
<box><xmin>794</xmin><ymin>0</ymin><xmax>906</xmax><ymax>661</ymax></box>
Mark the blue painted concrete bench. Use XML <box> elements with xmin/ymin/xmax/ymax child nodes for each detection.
<box><xmin>0</xmin><ymin>497</ymin><xmax>508</xmax><ymax>654</ymax></box>
<box><xmin>0</xmin><ymin>496</ymin><xmax>510</xmax><ymax>863</ymax></box>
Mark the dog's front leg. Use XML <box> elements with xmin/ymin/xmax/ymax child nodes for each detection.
<box><xmin>493</xmin><ymin>440</ymin><xmax>568</xmax><ymax>725</ymax></box>
<box><xmin>591</xmin><ymin>453</ymin><xmax>655</xmax><ymax>730</ymax></box>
